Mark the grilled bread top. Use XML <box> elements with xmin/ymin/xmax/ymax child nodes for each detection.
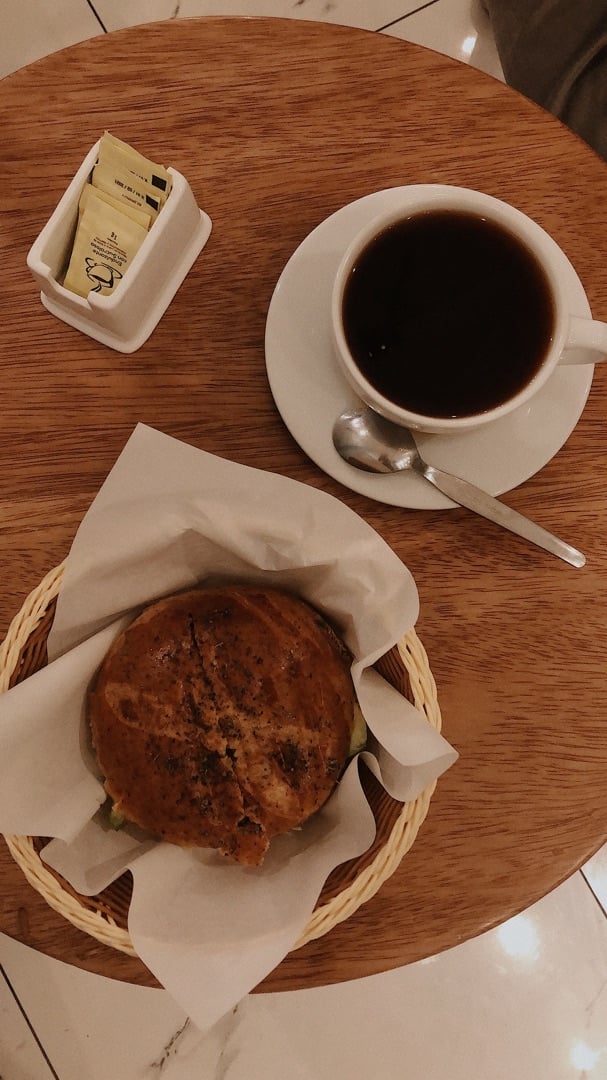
<box><xmin>88</xmin><ymin>584</ymin><xmax>355</xmax><ymax>865</ymax></box>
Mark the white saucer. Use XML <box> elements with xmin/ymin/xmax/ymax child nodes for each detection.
<box><xmin>265</xmin><ymin>187</ymin><xmax>594</xmax><ymax>509</ymax></box>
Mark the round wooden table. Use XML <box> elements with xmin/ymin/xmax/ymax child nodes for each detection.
<box><xmin>1</xmin><ymin>17</ymin><xmax>606</xmax><ymax>993</ymax></box>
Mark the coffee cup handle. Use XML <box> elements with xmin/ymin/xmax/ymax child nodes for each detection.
<box><xmin>561</xmin><ymin>315</ymin><xmax>607</xmax><ymax>365</ymax></box>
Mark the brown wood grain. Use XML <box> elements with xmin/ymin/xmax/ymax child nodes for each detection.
<box><xmin>1</xmin><ymin>16</ymin><xmax>606</xmax><ymax>993</ymax></box>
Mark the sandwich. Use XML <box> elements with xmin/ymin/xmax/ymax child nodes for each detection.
<box><xmin>88</xmin><ymin>583</ymin><xmax>365</xmax><ymax>866</ymax></box>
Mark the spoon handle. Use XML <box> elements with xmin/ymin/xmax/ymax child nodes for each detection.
<box><xmin>420</xmin><ymin>464</ymin><xmax>586</xmax><ymax>568</ymax></box>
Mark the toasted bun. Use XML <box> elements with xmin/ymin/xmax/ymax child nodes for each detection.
<box><xmin>88</xmin><ymin>584</ymin><xmax>354</xmax><ymax>865</ymax></box>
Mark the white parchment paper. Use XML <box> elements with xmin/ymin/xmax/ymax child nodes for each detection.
<box><xmin>0</xmin><ymin>424</ymin><xmax>457</xmax><ymax>1030</ymax></box>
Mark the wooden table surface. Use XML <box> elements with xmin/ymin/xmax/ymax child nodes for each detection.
<box><xmin>1</xmin><ymin>17</ymin><xmax>607</xmax><ymax>994</ymax></box>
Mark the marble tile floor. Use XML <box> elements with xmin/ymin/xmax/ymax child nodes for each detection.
<box><xmin>0</xmin><ymin>0</ymin><xmax>504</xmax><ymax>81</ymax></box>
<box><xmin>2</xmin><ymin>855</ymin><xmax>607</xmax><ymax>1079</ymax></box>
<box><xmin>1</xmin><ymin>1</ymin><xmax>605</xmax><ymax>1077</ymax></box>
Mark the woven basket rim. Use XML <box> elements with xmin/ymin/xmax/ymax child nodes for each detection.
<box><xmin>1</xmin><ymin>562</ymin><xmax>442</xmax><ymax>956</ymax></box>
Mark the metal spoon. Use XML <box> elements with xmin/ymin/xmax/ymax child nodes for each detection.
<box><xmin>332</xmin><ymin>406</ymin><xmax>586</xmax><ymax>568</ymax></box>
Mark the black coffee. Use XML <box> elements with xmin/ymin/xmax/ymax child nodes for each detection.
<box><xmin>342</xmin><ymin>209</ymin><xmax>555</xmax><ymax>418</ymax></box>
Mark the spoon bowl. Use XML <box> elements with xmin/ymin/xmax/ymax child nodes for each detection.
<box><xmin>333</xmin><ymin>408</ymin><xmax>426</xmax><ymax>475</ymax></box>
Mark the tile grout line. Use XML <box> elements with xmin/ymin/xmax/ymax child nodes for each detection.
<box><xmin>377</xmin><ymin>0</ymin><xmax>443</xmax><ymax>34</ymax></box>
<box><xmin>0</xmin><ymin>963</ymin><xmax>61</xmax><ymax>1079</ymax></box>
<box><xmin>580</xmin><ymin>867</ymin><xmax>607</xmax><ymax>921</ymax></box>
<box><xmin>84</xmin><ymin>0</ymin><xmax>108</xmax><ymax>33</ymax></box>
<box><xmin>81</xmin><ymin>0</ymin><xmax>443</xmax><ymax>40</ymax></box>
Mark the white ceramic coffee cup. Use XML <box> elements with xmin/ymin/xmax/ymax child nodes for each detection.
<box><xmin>331</xmin><ymin>185</ymin><xmax>607</xmax><ymax>434</ymax></box>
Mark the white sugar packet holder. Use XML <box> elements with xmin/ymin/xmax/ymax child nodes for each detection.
<box><xmin>0</xmin><ymin>424</ymin><xmax>457</xmax><ymax>1031</ymax></box>
<box><xmin>26</xmin><ymin>140</ymin><xmax>211</xmax><ymax>353</ymax></box>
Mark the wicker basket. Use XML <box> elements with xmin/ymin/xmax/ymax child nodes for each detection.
<box><xmin>0</xmin><ymin>563</ymin><xmax>442</xmax><ymax>957</ymax></box>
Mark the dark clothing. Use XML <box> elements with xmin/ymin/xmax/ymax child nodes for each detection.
<box><xmin>482</xmin><ymin>0</ymin><xmax>607</xmax><ymax>161</ymax></box>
